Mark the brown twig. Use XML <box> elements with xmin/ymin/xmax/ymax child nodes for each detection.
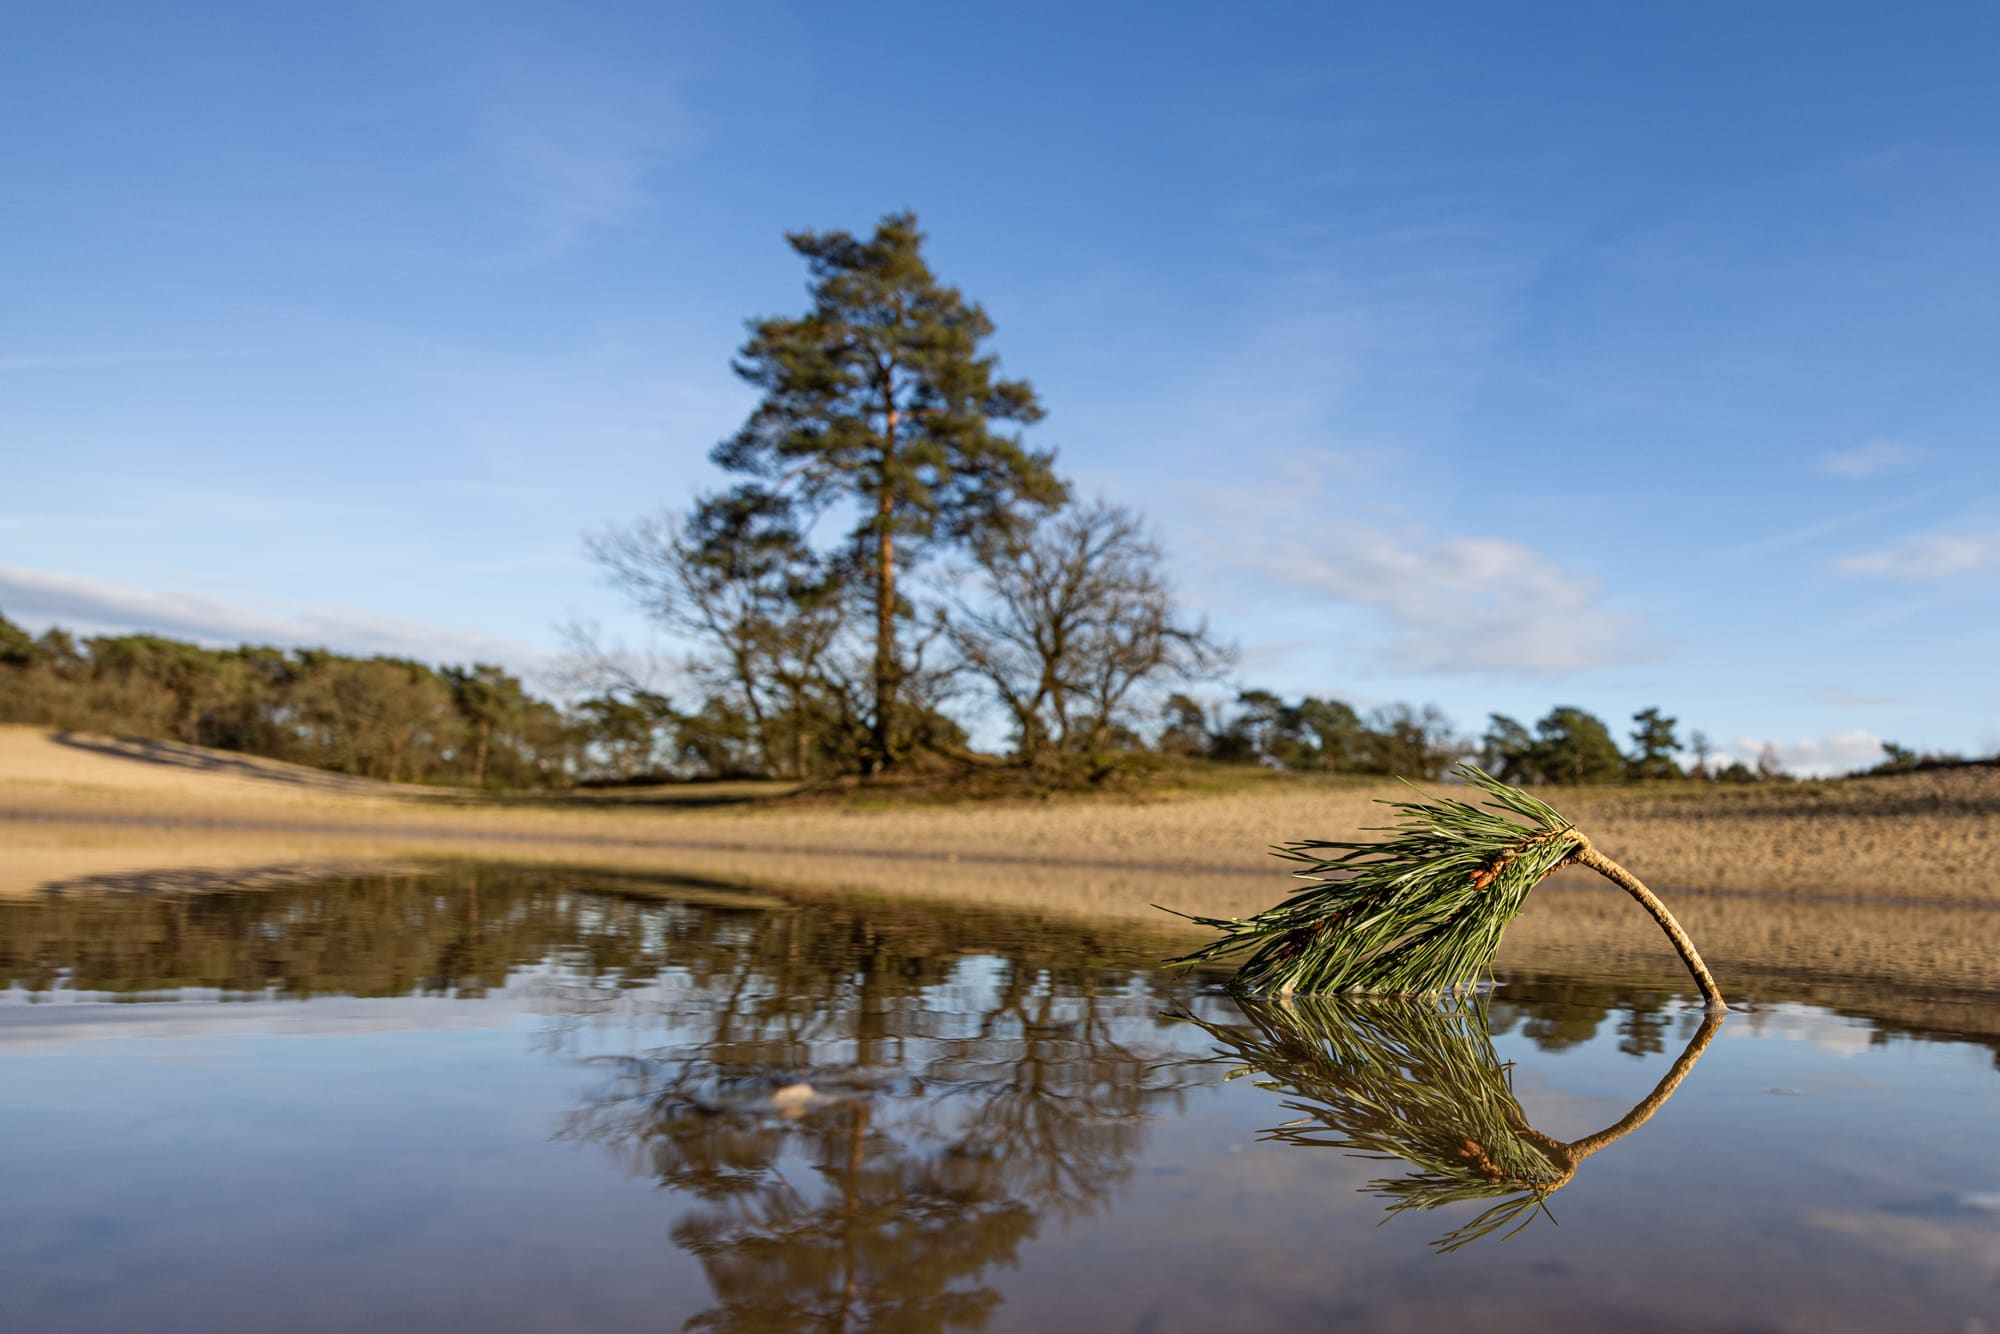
<box><xmin>1568</xmin><ymin>834</ymin><xmax>1728</xmax><ymax>1013</ymax></box>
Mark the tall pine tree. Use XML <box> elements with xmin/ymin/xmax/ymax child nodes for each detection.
<box><xmin>714</xmin><ymin>212</ymin><xmax>1066</xmax><ymax>770</ymax></box>
<box><xmin>1627</xmin><ymin>706</ymin><xmax>1683</xmax><ymax>781</ymax></box>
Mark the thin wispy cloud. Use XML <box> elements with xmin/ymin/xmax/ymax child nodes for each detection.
<box><xmin>1814</xmin><ymin>686</ymin><xmax>1900</xmax><ymax>709</ymax></box>
<box><xmin>1195</xmin><ymin>451</ymin><xmax>1661</xmax><ymax>681</ymax></box>
<box><xmin>1836</xmin><ymin>531</ymin><xmax>2000</xmax><ymax>579</ymax></box>
<box><xmin>456</xmin><ymin>38</ymin><xmax>694</xmax><ymax>259</ymax></box>
<box><xmin>1722</xmin><ymin>729</ymin><xmax>1885</xmax><ymax>778</ymax></box>
<box><xmin>1713</xmin><ymin>484</ymin><xmax>1954</xmax><ymax>566</ymax></box>
<box><xmin>1257</xmin><ymin>527</ymin><xmax>1661</xmax><ymax>678</ymax></box>
<box><xmin>1818</xmin><ymin>439</ymin><xmax>1920</xmax><ymax>479</ymax></box>
<box><xmin>95</xmin><ymin>477</ymin><xmax>365</xmax><ymax>526</ymax></box>
<box><xmin>0</xmin><ymin>350</ymin><xmax>210</xmax><ymax>372</ymax></box>
<box><xmin>0</xmin><ymin>565</ymin><xmax>543</xmax><ymax>673</ymax></box>
<box><xmin>484</xmin><ymin>112</ymin><xmax>674</xmax><ymax>252</ymax></box>
<box><xmin>1102</xmin><ymin>149</ymin><xmax>1629</xmax><ymax>685</ymax></box>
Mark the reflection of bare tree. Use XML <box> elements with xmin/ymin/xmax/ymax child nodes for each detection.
<box><xmin>1184</xmin><ymin>997</ymin><xmax>1721</xmax><ymax>1252</ymax></box>
<box><xmin>561</xmin><ymin>925</ymin><xmax>1197</xmax><ymax>1333</ymax></box>
<box><xmin>919</xmin><ymin>961</ymin><xmax>1171</xmax><ymax>1222</ymax></box>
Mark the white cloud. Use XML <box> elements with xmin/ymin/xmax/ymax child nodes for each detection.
<box><xmin>1183</xmin><ymin>445</ymin><xmax>1660</xmax><ymax>681</ymax></box>
<box><xmin>1818</xmin><ymin>439</ymin><xmax>1920</xmax><ymax>479</ymax></box>
<box><xmin>0</xmin><ymin>564</ymin><xmax>544</xmax><ymax>674</ymax></box>
<box><xmin>1720</xmin><ymin>729</ymin><xmax>1885</xmax><ymax>778</ymax></box>
<box><xmin>1835</xmin><ymin>531</ymin><xmax>2000</xmax><ymax>578</ymax></box>
<box><xmin>485</xmin><ymin>114</ymin><xmax>671</xmax><ymax>251</ymax></box>
<box><xmin>1250</xmin><ymin>524</ymin><xmax>1660</xmax><ymax>678</ymax></box>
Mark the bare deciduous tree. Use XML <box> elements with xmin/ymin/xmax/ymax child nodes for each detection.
<box><xmin>947</xmin><ymin>502</ymin><xmax>1231</xmax><ymax>775</ymax></box>
<box><xmin>587</xmin><ymin>487</ymin><xmax>853</xmax><ymax>778</ymax></box>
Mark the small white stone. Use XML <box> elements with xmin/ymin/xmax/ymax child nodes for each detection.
<box><xmin>770</xmin><ymin>1082</ymin><xmax>816</xmax><ymax>1108</ymax></box>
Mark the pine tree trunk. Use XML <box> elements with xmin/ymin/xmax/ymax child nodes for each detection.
<box><xmin>871</xmin><ymin>408</ymin><xmax>898</xmax><ymax>773</ymax></box>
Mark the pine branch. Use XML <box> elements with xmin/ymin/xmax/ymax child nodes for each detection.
<box><xmin>1162</xmin><ymin>763</ymin><xmax>1726</xmax><ymax>1008</ymax></box>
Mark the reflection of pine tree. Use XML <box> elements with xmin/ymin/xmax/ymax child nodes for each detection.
<box><xmin>676</xmin><ymin>1101</ymin><xmax>1036</xmax><ymax>1334</ymax></box>
<box><xmin>1616</xmin><ymin>1005</ymin><xmax>1672</xmax><ymax>1057</ymax></box>
<box><xmin>563</xmin><ymin>944</ymin><xmax>1196</xmax><ymax>1333</ymax></box>
<box><xmin>1183</xmin><ymin>996</ymin><xmax>1719</xmax><ymax>1252</ymax></box>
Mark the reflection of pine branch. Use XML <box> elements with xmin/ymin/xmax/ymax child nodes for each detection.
<box><xmin>1181</xmin><ymin>996</ymin><xmax>1722</xmax><ymax>1252</ymax></box>
<box><xmin>1165</xmin><ymin>764</ymin><xmax>1726</xmax><ymax>1009</ymax></box>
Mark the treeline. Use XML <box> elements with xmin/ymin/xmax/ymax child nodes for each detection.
<box><xmin>1175</xmin><ymin>692</ymin><xmax>1965</xmax><ymax>784</ymax></box>
<box><xmin>1153</xmin><ymin>693</ymin><xmax>1755</xmax><ymax>784</ymax></box>
<box><xmin>1158</xmin><ymin>693</ymin><xmax>1461</xmax><ymax>779</ymax></box>
<box><xmin>0</xmin><ymin>613</ymin><xmax>565</xmax><ymax>785</ymax></box>
<box><xmin>2</xmin><ymin>609</ymin><xmax>1942</xmax><ymax>789</ymax></box>
<box><xmin>0</xmin><ymin>608</ymin><xmax>956</xmax><ymax>787</ymax></box>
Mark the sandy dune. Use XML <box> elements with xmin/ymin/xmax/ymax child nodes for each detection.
<box><xmin>2</xmin><ymin>724</ymin><xmax>1995</xmax><ymax>906</ymax></box>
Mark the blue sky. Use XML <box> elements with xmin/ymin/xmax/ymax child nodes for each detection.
<box><xmin>4</xmin><ymin>2</ymin><xmax>1996</xmax><ymax>772</ymax></box>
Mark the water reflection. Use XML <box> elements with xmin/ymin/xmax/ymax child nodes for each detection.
<box><xmin>3</xmin><ymin>867</ymin><xmax>1208</xmax><ymax>1330</ymax></box>
<box><xmin>7</xmin><ymin>867</ymin><xmax>2000</xmax><ymax>1332</ymax></box>
<box><xmin>0</xmin><ymin>866</ymin><xmax>692</xmax><ymax>999</ymax></box>
<box><xmin>559</xmin><ymin>929</ymin><xmax>1198</xmax><ymax>1330</ymax></box>
<box><xmin>1185</xmin><ymin>997</ymin><xmax>1722</xmax><ymax>1251</ymax></box>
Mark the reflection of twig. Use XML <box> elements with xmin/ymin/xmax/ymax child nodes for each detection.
<box><xmin>1563</xmin><ymin>1012</ymin><xmax>1723</xmax><ymax>1161</ymax></box>
<box><xmin>1180</xmin><ymin>996</ymin><xmax>1722</xmax><ymax>1252</ymax></box>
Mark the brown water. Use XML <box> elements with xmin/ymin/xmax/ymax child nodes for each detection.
<box><xmin>2</xmin><ymin>866</ymin><xmax>1996</xmax><ymax>1332</ymax></box>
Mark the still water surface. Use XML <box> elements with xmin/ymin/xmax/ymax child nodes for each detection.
<box><xmin>2</xmin><ymin>866</ymin><xmax>1996</xmax><ymax>1332</ymax></box>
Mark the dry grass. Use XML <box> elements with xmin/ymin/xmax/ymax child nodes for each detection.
<box><xmin>3</xmin><ymin>724</ymin><xmax>1995</xmax><ymax>903</ymax></box>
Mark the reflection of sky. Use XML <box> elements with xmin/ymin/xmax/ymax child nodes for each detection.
<box><xmin>0</xmin><ymin>986</ymin><xmax>539</xmax><ymax>1046</ymax></box>
<box><xmin>1723</xmin><ymin>1001</ymin><xmax>1879</xmax><ymax>1058</ymax></box>
<box><xmin>5</xmin><ymin>970</ymin><xmax>1999</xmax><ymax>1332</ymax></box>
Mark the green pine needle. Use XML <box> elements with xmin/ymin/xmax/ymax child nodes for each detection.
<box><xmin>1162</xmin><ymin>763</ymin><xmax>1583</xmax><ymax>996</ymax></box>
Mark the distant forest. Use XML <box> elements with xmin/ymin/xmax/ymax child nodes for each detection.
<box><xmin>2</xmin><ymin>607</ymin><xmax>1922</xmax><ymax>790</ymax></box>
<box><xmin>0</xmin><ymin>614</ymin><xmax>564</xmax><ymax>786</ymax></box>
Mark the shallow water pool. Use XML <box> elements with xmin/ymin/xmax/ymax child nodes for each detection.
<box><xmin>2</xmin><ymin>866</ymin><xmax>1996</xmax><ymax>1332</ymax></box>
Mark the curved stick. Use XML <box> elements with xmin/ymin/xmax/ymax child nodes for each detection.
<box><xmin>1569</xmin><ymin>835</ymin><xmax>1727</xmax><ymax>1013</ymax></box>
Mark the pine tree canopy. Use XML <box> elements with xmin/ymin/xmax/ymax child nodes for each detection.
<box><xmin>713</xmin><ymin>210</ymin><xmax>1066</xmax><ymax>551</ymax></box>
<box><xmin>708</xmin><ymin>210</ymin><xmax>1067</xmax><ymax>770</ymax></box>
